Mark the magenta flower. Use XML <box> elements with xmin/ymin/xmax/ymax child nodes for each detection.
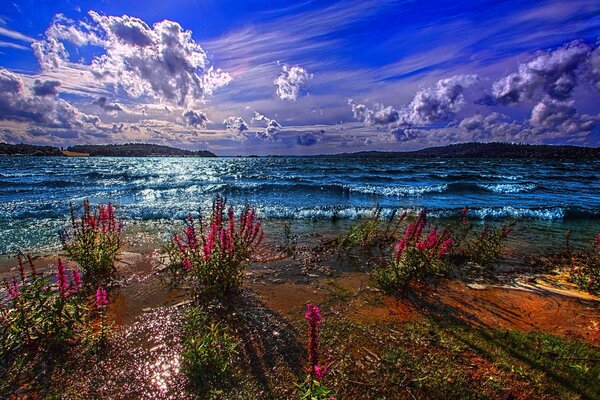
<box><xmin>314</xmin><ymin>364</ymin><xmax>328</xmax><ymax>381</ymax></box>
<box><xmin>6</xmin><ymin>277</ymin><xmax>20</xmax><ymax>301</ymax></box>
<box><xmin>182</xmin><ymin>257</ymin><xmax>192</xmax><ymax>271</ymax></box>
<box><xmin>56</xmin><ymin>258</ymin><xmax>69</xmax><ymax>299</ymax></box>
<box><xmin>96</xmin><ymin>286</ymin><xmax>108</xmax><ymax>309</ymax></box>
<box><xmin>305</xmin><ymin>303</ymin><xmax>322</xmax><ymax>377</ymax></box>
<box><xmin>70</xmin><ymin>269</ymin><xmax>83</xmax><ymax>293</ymax></box>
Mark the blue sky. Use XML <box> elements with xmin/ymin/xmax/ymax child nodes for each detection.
<box><xmin>0</xmin><ymin>0</ymin><xmax>599</xmax><ymax>155</ymax></box>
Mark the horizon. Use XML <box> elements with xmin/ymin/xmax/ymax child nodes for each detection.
<box><xmin>0</xmin><ymin>1</ymin><xmax>599</xmax><ymax>155</ymax></box>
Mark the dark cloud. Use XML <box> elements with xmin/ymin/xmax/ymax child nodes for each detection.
<box><xmin>93</xmin><ymin>96</ymin><xmax>125</xmax><ymax>113</ymax></box>
<box><xmin>182</xmin><ymin>109</ymin><xmax>209</xmax><ymax>128</ymax></box>
<box><xmin>0</xmin><ymin>68</ymin><xmax>101</xmax><ymax>130</ymax></box>
<box><xmin>492</xmin><ymin>41</ymin><xmax>592</xmax><ymax>104</ymax></box>
<box><xmin>296</xmin><ymin>129</ymin><xmax>324</xmax><ymax>146</ymax></box>
<box><xmin>32</xmin><ymin>79</ymin><xmax>61</xmax><ymax>96</ymax></box>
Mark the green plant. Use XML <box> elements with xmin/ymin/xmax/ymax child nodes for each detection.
<box><xmin>0</xmin><ymin>256</ymin><xmax>88</xmax><ymax>358</ymax></box>
<box><xmin>60</xmin><ymin>201</ymin><xmax>124</xmax><ymax>284</ymax></box>
<box><xmin>181</xmin><ymin>306</ymin><xmax>237</xmax><ymax>390</ymax></box>
<box><xmin>164</xmin><ymin>195</ymin><xmax>263</xmax><ymax>296</ymax></box>
<box><xmin>466</xmin><ymin>222</ymin><xmax>513</xmax><ymax>268</ymax></box>
<box><xmin>566</xmin><ymin>233</ymin><xmax>600</xmax><ymax>294</ymax></box>
<box><xmin>336</xmin><ymin>209</ymin><xmax>406</xmax><ymax>254</ymax></box>
<box><xmin>374</xmin><ymin>211</ymin><xmax>454</xmax><ymax>290</ymax></box>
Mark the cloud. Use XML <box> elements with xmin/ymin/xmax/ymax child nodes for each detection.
<box><xmin>0</xmin><ymin>68</ymin><xmax>101</xmax><ymax>131</ymax></box>
<box><xmin>32</xmin><ymin>79</ymin><xmax>62</xmax><ymax>96</ymax></box>
<box><xmin>348</xmin><ymin>99</ymin><xmax>399</xmax><ymax>126</ymax></box>
<box><xmin>223</xmin><ymin>116</ymin><xmax>249</xmax><ymax>140</ymax></box>
<box><xmin>0</xmin><ymin>26</ymin><xmax>34</xmax><ymax>43</ymax></box>
<box><xmin>401</xmin><ymin>74</ymin><xmax>479</xmax><ymax>125</ymax></box>
<box><xmin>296</xmin><ymin>129</ymin><xmax>325</xmax><ymax>146</ymax></box>
<box><xmin>529</xmin><ymin>98</ymin><xmax>597</xmax><ymax>137</ymax></box>
<box><xmin>92</xmin><ymin>96</ymin><xmax>125</xmax><ymax>113</ymax></box>
<box><xmin>492</xmin><ymin>41</ymin><xmax>593</xmax><ymax>104</ymax></box>
<box><xmin>252</xmin><ymin>111</ymin><xmax>282</xmax><ymax>140</ymax></box>
<box><xmin>33</xmin><ymin>12</ymin><xmax>232</xmax><ymax>106</ymax></box>
<box><xmin>182</xmin><ymin>109</ymin><xmax>210</xmax><ymax>128</ymax></box>
<box><xmin>274</xmin><ymin>65</ymin><xmax>312</xmax><ymax>101</ymax></box>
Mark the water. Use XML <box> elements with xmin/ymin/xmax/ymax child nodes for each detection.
<box><xmin>1</xmin><ymin>156</ymin><xmax>599</xmax><ymax>255</ymax></box>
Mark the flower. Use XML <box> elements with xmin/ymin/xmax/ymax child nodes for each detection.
<box><xmin>314</xmin><ymin>364</ymin><xmax>328</xmax><ymax>381</ymax></box>
<box><xmin>305</xmin><ymin>303</ymin><xmax>322</xmax><ymax>377</ymax></box>
<box><xmin>182</xmin><ymin>257</ymin><xmax>192</xmax><ymax>271</ymax></box>
<box><xmin>56</xmin><ymin>258</ymin><xmax>69</xmax><ymax>299</ymax></box>
<box><xmin>70</xmin><ymin>269</ymin><xmax>83</xmax><ymax>293</ymax></box>
<box><xmin>96</xmin><ymin>286</ymin><xmax>108</xmax><ymax>309</ymax></box>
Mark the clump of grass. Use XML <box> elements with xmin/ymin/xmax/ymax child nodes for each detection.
<box><xmin>559</xmin><ymin>231</ymin><xmax>600</xmax><ymax>295</ymax></box>
<box><xmin>374</xmin><ymin>210</ymin><xmax>454</xmax><ymax>290</ymax></box>
<box><xmin>452</xmin><ymin>207</ymin><xmax>514</xmax><ymax>268</ymax></box>
<box><xmin>181</xmin><ymin>306</ymin><xmax>238</xmax><ymax>391</ymax></box>
<box><xmin>336</xmin><ymin>209</ymin><xmax>406</xmax><ymax>255</ymax></box>
<box><xmin>164</xmin><ymin>195</ymin><xmax>263</xmax><ymax>297</ymax></box>
<box><xmin>60</xmin><ymin>201</ymin><xmax>124</xmax><ymax>284</ymax></box>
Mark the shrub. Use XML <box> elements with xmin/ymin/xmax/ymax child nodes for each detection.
<box><xmin>374</xmin><ymin>211</ymin><xmax>454</xmax><ymax>290</ymax></box>
<box><xmin>60</xmin><ymin>201</ymin><xmax>124</xmax><ymax>284</ymax></box>
<box><xmin>181</xmin><ymin>306</ymin><xmax>237</xmax><ymax>390</ymax></box>
<box><xmin>0</xmin><ymin>256</ymin><xmax>88</xmax><ymax>358</ymax></box>
<box><xmin>165</xmin><ymin>195</ymin><xmax>263</xmax><ymax>296</ymax></box>
<box><xmin>466</xmin><ymin>222</ymin><xmax>513</xmax><ymax>268</ymax></box>
<box><xmin>336</xmin><ymin>209</ymin><xmax>407</xmax><ymax>254</ymax></box>
<box><xmin>566</xmin><ymin>233</ymin><xmax>600</xmax><ymax>294</ymax></box>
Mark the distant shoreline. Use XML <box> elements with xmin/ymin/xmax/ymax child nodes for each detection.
<box><xmin>2</xmin><ymin>141</ymin><xmax>600</xmax><ymax>159</ymax></box>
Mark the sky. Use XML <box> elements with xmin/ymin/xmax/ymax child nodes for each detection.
<box><xmin>0</xmin><ymin>0</ymin><xmax>599</xmax><ymax>155</ymax></box>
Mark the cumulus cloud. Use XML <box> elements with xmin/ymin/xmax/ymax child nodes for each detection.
<box><xmin>92</xmin><ymin>96</ymin><xmax>125</xmax><ymax>113</ymax></box>
<box><xmin>401</xmin><ymin>74</ymin><xmax>479</xmax><ymax>125</ymax></box>
<box><xmin>223</xmin><ymin>116</ymin><xmax>249</xmax><ymax>140</ymax></box>
<box><xmin>274</xmin><ymin>65</ymin><xmax>311</xmax><ymax>101</ymax></box>
<box><xmin>252</xmin><ymin>111</ymin><xmax>282</xmax><ymax>139</ymax></box>
<box><xmin>33</xmin><ymin>11</ymin><xmax>231</xmax><ymax>106</ymax></box>
<box><xmin>492</xmin><ymin>41</ymin><xmax>593</xmax><ymax>104</ymax></box>
<box><xmin>0</xmin><ymin>68</ymin><xmax>101</xmax><ymax>132</ymax></box>
<box><xmin>296</xmin><ymin>129</ymin><xmax>325</xmax><ymax>146</ymax></box>
<box><xmin>32</xmin><ymin>79</ymin><xmax>61</xmax><ymax>96</ymax></box>
<box><xmin>529</xmin><ymin>98</ymin><xmax>597</xmax><ymax>137</ymax></box>
<box><xmin>348</xmin><ymin>99</ymin><xmax>399</xmax><ymax>126</ymax></box>
<box><xmin>181</xmin><ymin>109</ymin><xmax>210</xmax><ymax>128</ymax></box>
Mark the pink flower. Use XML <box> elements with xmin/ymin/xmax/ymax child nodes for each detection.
<box><xmin>185</xmin><ymin>225</ymin><xmax>197</xmax><ymax>250</ymax></box>
<box><xmin>56</xmin><ymin>258</ymin><xmax>69</xmax><ymax>299</ymax></box>
<box><xmin>96</xmin><ymin>286</ymin><xmax>108</xmax><ymax>309</ymax></box>
<box><xmin>182</xmin><ymin>257</ymin><xmax>192</xmax><ymax>271</ymax></box>
<box><xmin>6</xmin><ymin>278</ymin><xmax>20</xmax><ymax>300</ymax></box>
<box><xmin>314</xmin><ymin>364</ymin><xmax>328</xmax><ymax>381</ymax></box>
<box><xmin>305</xmin><ymin>303</ymin><xmax>322</xmax><ymax>377</ymax></box>
<box><xmin>503</xmin><ymin>226</ymin><xmax>511</xmax><ymax>236</ymax></box>
<box><xmin>70</xmin><ymin>270</ymin><xmax>83</xmax><ymax>293</ymax></box>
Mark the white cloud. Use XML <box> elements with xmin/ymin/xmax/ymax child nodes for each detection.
<box><xmin>33</xmin><ymin>12</ymin><xmax>232</xmax><ymax>106</ymax></box>
<box><xmin>274</xmin><ymin>65</ymin><xmax>311</xmax><ymax>101</ymax></box>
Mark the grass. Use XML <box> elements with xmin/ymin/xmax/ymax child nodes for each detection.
<box><xmin>313</xmin><ymin>302</ymin><xmax>600</xmax><ymax>400</ymax></box>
